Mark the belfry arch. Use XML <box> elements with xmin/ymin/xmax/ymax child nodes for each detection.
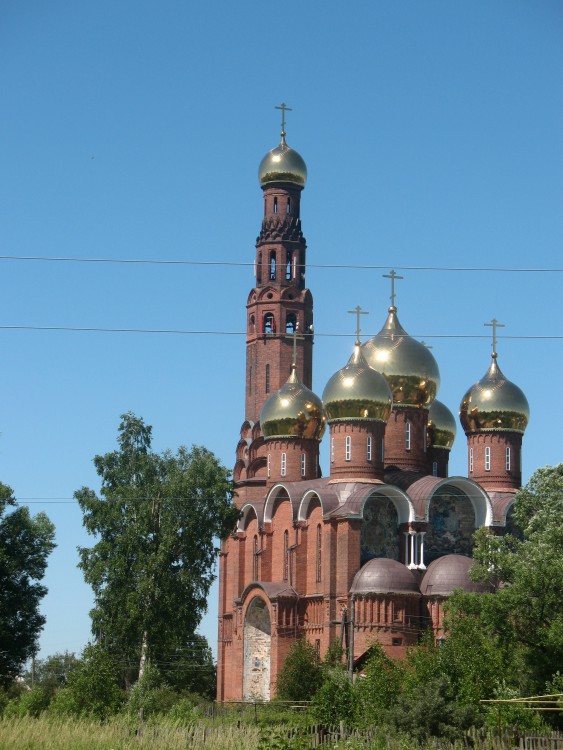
<box><xmin>243</xmin><ymin>596</ymin><xmax>271</xmax><ymax>701</ymax></box>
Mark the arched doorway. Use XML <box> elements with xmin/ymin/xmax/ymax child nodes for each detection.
<box><xmin>243</xmin><ymin>597</ymin><xmax>271</xmax><ymax>701</ymax></box>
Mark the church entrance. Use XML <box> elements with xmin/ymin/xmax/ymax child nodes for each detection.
<box><xmin>243</xmin><ymin>597</ymin><xmax>271</xmax><ymax>701</ymax></box>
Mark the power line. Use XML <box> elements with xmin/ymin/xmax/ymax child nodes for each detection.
<box><xmin>1</xmin><ymin>254</ymin><xmax>562</xmax><ymax>273</ymax></box>
<box><xmin>1</xmin><ymin>325</ymin><xmax>561</xmax><ymax>339</ymax></box>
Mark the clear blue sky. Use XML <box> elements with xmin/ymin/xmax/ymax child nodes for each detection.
<box><xmin>1</xmin><ymin>1</ymin><xmax>562</xmax><ymax>662</ymax></box>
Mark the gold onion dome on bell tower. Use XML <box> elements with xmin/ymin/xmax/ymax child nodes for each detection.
<box><xmin>258</xmin><ymin>138</ymin><xmax>307</xmax><ymax>188</ymax></box>
<box><xmin>260</xmin><ymin>366</ymin><xmax>326</xmax><ymax>440</ymax></box>
<box><xmin>362</xmin><ymin>307</ymin><xmax>440</xmax><ymax>407</ymax></box>
<box><xmin>459</xmin><ymin>353</ymin><xmax>529</xmax><ymax>434</ymax></box>
<box><xmin>427</xmin><ymin>399</ymin><xmax>457</xmax><ymax>449</ymax></box>
<box><xmin>323</xmin><ymin>343</ymin><xmax>393</xmax><ymax>422</ymax></box>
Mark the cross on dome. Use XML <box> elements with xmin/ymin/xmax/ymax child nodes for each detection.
<box><xmin>383</xmin><ymin>270</ymin><xmax>404</xmax><ymax>309</ymax></box>
<box><xmin>347</xmin><ymin>305</ymin><xmax>369</xmax><ymax>344</ymax></box>
<box><xmin>285</xmin><ymin>323</ymin><xmax>304</xmax><ymax>370</ymax></box>
<box><xmin>484</xmin><ymin>318</ymin><xmax>505</xmax><ymax>358</ymax></box>
<box><xmin>274</xmin><ymin>102</ymin><xmax>292</xmax><ymax>145</ymax></box>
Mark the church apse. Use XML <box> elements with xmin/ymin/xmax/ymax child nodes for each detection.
<box><xmin>424</xmin><ymin>485</ymin><xmax>475</xmax><ymax>562</ymax></box>
<box><xmin>360</xmin><ymin>494</ymin><xmax>400</xmax><ymax>565</ymax></box>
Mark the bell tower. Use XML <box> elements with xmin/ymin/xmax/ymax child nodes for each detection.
<box><xmin>245</xmin><ymin>105</ymin><xmax>314</xmax><ymax>425</ymax></box>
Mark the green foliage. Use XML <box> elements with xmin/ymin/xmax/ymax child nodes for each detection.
<box><xmin>0</xmin><ymin>483</ymin><xmax>56</xmax><ymax>686</ymax></box>
<box><xmin>25</xmin><ymin>651</ymin><xmax>80</xmax><ymax>696</ymax></box>
<box><xmin>4</xmin><ymin>685</ymin><xmax>51</xmax><ymax>718</ymax></box>
<box><xmin>353</xmin><ymin>641</ymin><xmax>402</xmax><ymax>727</ymax></box>
<box><xmin>467</xmin><ymin>464</ymin><xmax>563</xmax><ymax>694</ymax></box>
<box><xmin>312</xmin><ymin>666</ymin><xmax>354</xmax><ymax>727</ymax></box>
<box><xmin>276</xmin><ymin>638</ymin><xmax>323</xmax><ymax>701</ymax></box>
<box><xmin>127</xmin><ymin>663</ymin><xmax>177</xmax><ymax>718</ymax></box>
<box><xmin>76</xmin><ymin>413</ymin><xmax>239</xmax><ymax>685</ymax></box>
<box><xmin>49</xmin><ymin>643</ymin><xmax>123</xmax><ymax>720</ymax></box>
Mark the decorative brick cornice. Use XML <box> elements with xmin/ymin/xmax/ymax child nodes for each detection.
<box><xmin>257</xmin><ymin>216</ymin><xmax>305</xmax><ymax>245</ymax></box>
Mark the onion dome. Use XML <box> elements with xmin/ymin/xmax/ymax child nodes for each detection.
<box><xmin>322</xmin><ymin>343</ymin><xmax>393</xmax><ymax>423</ymax></box>
<box><xmin>260</xmin><ymin>365</ymin><xmax>326</xmax><ymax>440</ymax></box>
<box><xmin>258</xmin><ymin>137</ymin><xmax>307</xmax><ymax>188</ymax></box>
<box><xmin>362</xmin><ymin>307</ymin><xmax>440</xmax><ymax>407</ymax></box>
<box><xmin>420</xmin><ymin>555</ymin><xmax>492</xmax><ymax>596</ymax></box>
<box><xmin>351</xmin><ymin>558</ymin><xmax>420</xmax><ymax>595</ymax></box>
<box><xmin>427</xmin><ymin>400</ymin><xmax>457</xmax><ymax>449</ymax></box>
<box><xmin>459</xmin><ymin>354</ymin><xmax>529</xmax><ymax>434</ymax></box>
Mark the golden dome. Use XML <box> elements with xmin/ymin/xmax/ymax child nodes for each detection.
<box><xmin>258</xmin><ymin>139</ymin><xmax>307</xmax><ymax>188</ymax></box>
<box><xmin>459</xmin><ymin>354</ymin><xmax>529</xmax><ymax>434</ymax></box>
<box><xmin>260</xmin><ymin>366</ymin><xmax>326</xmax><ymax>440</ymax></box>
<box><xmin>427</xmin><ymin>399</ymin><xmax>457</xmax><ymax>449</ymax></box>
<box><xmin>362</xmin><ymin>307</ymin><xmax>440</xmax><ymax>407</ymax></box>
<box><xmin>322</xmin><ymin>343</ymin><xmax>393</xmax><ymax>422</ymax></box>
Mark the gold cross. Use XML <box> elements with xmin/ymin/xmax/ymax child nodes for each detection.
<box><xmin>484</xmin><ymin>318</ymin><xmax>505</xmax><ymax>356</ymax></box>
<box><xmin>347</xmin><ymin>306</ymin><xmax>369</xmax><ymax>344</ymax></box>
<box><xmin>285</xmin><ymin>324</ymin><xmax>304</xmax><ymax>369</ymax></box>
<box><xmin>383</xmin><ymin>270</ymin><xmax>404</xmax><ymax>307</ymax></box>
<box><xmin>275</xmin><ymin>102</ymin><xmax>292</xmax><ymax>143</ymax></box>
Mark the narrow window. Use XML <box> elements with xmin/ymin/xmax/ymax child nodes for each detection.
<box><xmin>485</xmin><ymin>446</ymin><xmax>491</xmax><ymax>471</ymax></box>
<box><xmin>286</xmin><ymin>250</ymin><xmax>292</xmax><ymax>280</ymax></box>
<box><xmin>287</xmin><ymin>197</ymin><xmax>291</xmax><ymax>214</ymax></box>
<box><xmin>381</xmin><ymin>438</ymin><xmax>385</xmax><ymax>462</ymax></box>
<box><xmin>405</xmin><ymin>422</ymin><xmax>411</xmax><ymax>450</ymax></box>
<box><xmin>273</xmin><ymin>197</ymin><xmax>278</xmax><ymax>214</ymax></box>
<box><xmin>506</xmin><ymin>447</ymin><xmax>511</xmax><ymax>471</ymax></box>
<box><xmin>345</xmin><ymin>435</ymin><xmax>351</xmax><ymax>461</ymax></box>
<box><xmin>469</xmin><ymin>447</ymin><xmax>474</xmax><ymax>472</ymax></box>
<box><xmin>423</xmin><ymin>425</ymin><xmax>427</xmax><ymax>452</ymax></box>
<box><xmin>248</xmin><ymin>366</ymin><xmax>252</xmax><ymax>395</ymax></box>
<box><xmin>285</xmin><ymin>313</ymin><xmax>296</xmax><ymax>333</ymax></box>
<box><xmin>253</xmin><ymin>535</ymin><xmax>259</xmax><ymax>580</ymax></box>
<box><xmin>267</xmin><ymin>453</ymin><xmax>271</xmax><ymax>478</ymax></box>
<box><xmin>257</xmin><ymin>252</ymin><xmax>262</xmax><ymax>284</ymax></box>
<box><xmin>281</xmin><ymin>452</ymin><xmax>286</xmax><ymax>477</ymax></box>
<box><xmin>283</xmin><ymin>530</ymin><xmax>289</xmax><ymax>580</ymax></box>
<box><xmin>264</xmin><ymin>313</ymin><xmax>275</xmax><ymax>334</ymax></box>
<box><xmin>301</xmin><ymin>452</ymin><xmax>306</xmax><ymax>477</ymax></box>
<box><xmin>315</xmin><ymin>639</ymin><xmax>321</xmax><ymax>658</ymax></box>
<box><xmin>366</xmin><ymin>435</ymin><xmax>372</xmax><ymax>461</ymax></box>
<box><xmin>331</xmin><ymin>437</ymin><xmax>335</xmax><ymax>463</ymax></box>
<box><xmin>316</xmin><ymin>524</ymin><xmax>322</xmax><ymax>582</ymax></box>
<box><xmin>269</xmin><ymin>251</ymin><xmax>276</xmax><ymax>280</ymax></box>
<box><xmin>265</xmin><ymin>364</ymin><xmax>270</xmax><ymax>393</ymax></box>
<box><xmin>432</xmin><ymin>461</ymin><xmax>438</xmax><ymax>477</ymax></box>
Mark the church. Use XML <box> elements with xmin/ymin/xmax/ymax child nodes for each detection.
<box><xmin>216</xmin><ymin>110</ymin><xmax>530</xmax><ymax>702</ymax></box>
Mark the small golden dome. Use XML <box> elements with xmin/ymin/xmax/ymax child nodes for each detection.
<box><xmin>427</xmin><ymin>400</ymin><xmax>457</xmax><ymax>449</ymax></box>
<box><xmin>258</xmin><ymin>139</ymin><xmax>307</xmax><ymax>188</ymax></box>
<box><xmin>322</xmin><ymin>343</ymin><xmax>393</xmax><ymax>422</ymax></box>
<box><xmin>362</xmin><ymin>307</ymin><xmax>440</xmax><ymax>407</ymax></box>
<box><xmin>459</xmin><ymin>354</ymin><xmax>529</xmax><ymax>434</ymax></box>
<box><xmin>260</xmin><ymin>366</ymin><xmax>326</xmax><ymax>440</ymax></box>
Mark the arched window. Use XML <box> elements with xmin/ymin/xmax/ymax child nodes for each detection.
<box><xmin>505</xmin><ymin>447</ymin><xmax>511</xmax><ymax>471</ymax></box>
<box><xmin>287</xmin><ymin>197</ymin><xmax>291</xmax><ymax>214</ymax></box>
<box><xmin>331</xmin><ymin>438</ymin><xmax>335</xmax><ymax>463</ymax></box>
<box><xmin>248</xmin><ymin>366</ymin><xmax>252</xmax><ymax>395</ymax></box>
<box><xmin>274</xmin><ymin>197</ymin><xmax>278</xmax><ymax>214</ymax></box>
<box><xmin>267</xmin><ymin>453</ymin><xmax>271</xmax><ymax>478</ymax></box>
<box><xmin>283</xmin><ymin>530</ymin><xmax>289</xmax><ymax>580</ymax></box>
<box><xmin>285</xmin><ymin>313</ymin><xmax>297</xmax><ymax>333</ymax></box>
<box><xmin>469</xmin><ymin>447</ymin><xmax>474</xmax><ymax>472</ymax></box>
<box><xmin>423</xmin><ymin>425</ymin><xmax>427</xmax><ymax>452</ymax></box>
<box><xmin>281</xmin><ymin>452</ymin><xmax>287</xmax><ymax>477</ymax></box>
<box><xmin>301</xmin><ymin>452</ymin><xmax>306</xmax><ymax>477</ymax></box>
<box><xmin>405</xmin><ymin>422</ymin><xmax>411</xmax><ymax>450</ymax></box>
<box><xmin>316</xmin><ymin>524</ymin><xmax>322</xmax><ymax>582</ymax></box>
<box><xmin>345</xmin><ymin>435</ymin><xmax>351</xmax><ymax>461</ymax></box>
<box><xmin>269</xmin><ymin>251</ymin><xmax>276</xmax><ymax>281</ymax></box>
<box><xmin>432</xmin><ymin>461</ymin><xmax>438</xmax><ymax>477</ymax></box>
<box><xmin>366</xmin><ymin>435</ymin><xmax>372</xmax><ymax>461</ymax></box>
<box><xmin>485</xmin><ymin>446</ymin><xmax>491</xmax><ymax>471</ymax></box>
<box><xmin>264</xmin><ymin>313</ymin><xmax>275</xmax><ymax>334</ymax></box>
<box><xmin>381</xmin><ymin>438</ymin><xmax>385</xmax><ymax>461</ymax></box>
<box><xmin>257</xmin><ymin>252</ymin><xmax>262</xmax><ymax>284</ymax></box>
<box><xmin>286</xmin><ymin>251</ymin><xmax>292</xmax><ymax>281</ymax></box>
<box><xmin>253</xmin><ymin>535</ymin><xmax>259</xmax><ymax>580</ymax></box>
<box><xmin>265</xmin><ymin>364</ymin><xmax>270</xmax><ymax>393</ymax></box>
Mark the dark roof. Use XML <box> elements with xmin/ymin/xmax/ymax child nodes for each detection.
<box><xmin>420</xmin><ymin>555</ymin><xmax>492</xmax><ymax>596</ymax></box>
<box><xmin>351</xmin><ymin>558</ymin><xmax>420</xmax><ymax>595</ymax></box>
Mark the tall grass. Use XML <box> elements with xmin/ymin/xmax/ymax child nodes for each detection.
<box><xmin>0</xmin><ymin>715</ymin><xmax>262</xmax><ymax>750</ymax></box>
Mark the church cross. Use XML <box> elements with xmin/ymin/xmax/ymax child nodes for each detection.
<box><xmin>285</xmin><ymin>324</ymin><xmax>304</xmax><ymax>369</ymax></box>
<box><xmin>420</xmin><ymin>341</ymin><xmax>433</xmax><ymax>350</ymax></box>
<box><xmin>383</xmin><ymin>270</ymin><xmax>404</xmax><ymax>308</ymax></box>
<box><xmin>275</xmin><ymin>102</ymin><xmax>292</xmax><ymax>142</ymax></box>
<box><xmin>347</xmin><ymin>305</ymin><xmax>369</xmax><ymax>344</ymax></box>
<box><xmin>484</xmin><ymin>318</ymin><xmax>505</xmax><ymax>356</ymax></box>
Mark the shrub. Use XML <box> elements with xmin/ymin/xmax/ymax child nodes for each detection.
<box><xmin>276</xmin><ymin>638</ymin><xmax>322</xmax><ymax>701</ymax></box>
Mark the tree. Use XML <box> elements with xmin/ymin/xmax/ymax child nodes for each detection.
<box><xmin>469</xmin><ymin>464</ymin><xmax>563</xmax><ymax>693</ymax></box>
<box><xmin>25</xmin><ymin>651</ymin><xmax>80</xmax><ymax>696</ymax></box>
<box><xmin>276</xmin><ymin>638</ymin><xmax>323</xmax><ymax>701</ymax></box>
<box><xmin>76</xmin><ymin>413</ymin><xmax>239</xmax><ymax>682</ymax></box>
<box><xmin>0</xmin><ymin>483</ymin><xmax>55</xmax><ymax>686</ymax></box>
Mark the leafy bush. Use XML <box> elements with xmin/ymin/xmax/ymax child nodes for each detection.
<box><xmin>312</xmin><ymin>666</ymin><xmax>354</xmax><ymax>727</ymax></box>
<box><xmin>276</xmin><ymin>638</ymin><xmax>322</xmax><ymax>701</ymax></box>
<box><xmin>127</xmin><ymin>663</ymin><xmax>177</xmax><ymax>718</ymax></box>
<box><xmin>4</xmin><ymin>685</ymin><xmax>50</xmax><ymax>718</ymax></box>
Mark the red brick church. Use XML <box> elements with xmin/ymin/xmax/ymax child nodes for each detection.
<box><xmin>216</xmin><ymin>111</ymin><xmax>529</xmax><ymax>702</ymax></box>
